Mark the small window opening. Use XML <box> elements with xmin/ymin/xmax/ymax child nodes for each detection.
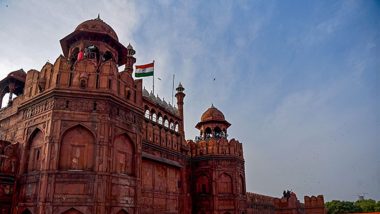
<box><xmin>102</xmin><ymin>51</ymin><xmax>113</xmax><ymax>62</ymax></box>
<box><xmin>93</xmin><ymin>102</ymin><xmax>97</xmax><ymax>111</ymax></box>
<box><xmin>80</xmin><ymin>79</ymin><xmax>87</xmax><ymax>89</ymax></box>
<box><xmin>85</xmin><ymin>45</ymin><xmax>99</xmax><ymax>60</ymax></box>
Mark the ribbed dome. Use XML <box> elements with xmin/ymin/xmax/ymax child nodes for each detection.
<box><xmin>200</xmin><ymin>105</ymin><xmax>226</xmax><ymax>122</ymax></box>
<box><xmin>75</xmin><ymin>18</ymin><xmax>118</xmax><ymax>41</ymax></box>
<box><xmin>195</xmin><ymin>105</ymin><xmax>231</xmax><ymax>130</ymax></box>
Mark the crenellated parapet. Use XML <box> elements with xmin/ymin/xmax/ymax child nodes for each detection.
<box><xmin>246</xmin><ymin>192</ymin><xmax>276</xmax><ymax>213</ymax></box>
<box><xmin>188</xmin><ymin>138</ymin><xmax>243</xmax><ymax>158</ymax></box>
<box><xmin>304</xmin><ymin>195</ymin><xmax>326</xmax><ymax>214</ymax></box>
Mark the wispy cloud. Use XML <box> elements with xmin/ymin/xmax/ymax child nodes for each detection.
<box><xmin>0</xmin><ymin>0</ymin><xmax>378</xmax><ymax>201</ymax></box>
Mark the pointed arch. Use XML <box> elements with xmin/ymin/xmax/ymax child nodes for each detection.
<box><xmin>214</xmin><ymin>126</ymin><xmax>222</xmax><ymax>138</ymax></box>
<box><xmin>204</xmin><ymin>127</ymin><xmax>212</xmax><ymax>138</ymax></box>
<box><xmin>163</xmin><ymin>116</ymin><xmax>169</xmax><ymax>128</ymax></box>
<box><xmin>151</xmin><ymin>109</ymin><xmax>157</xmax><ymax>122</ymax></box>
<box><xmin>144</xmin><ymin>109</ymin><xmax>150</xmax><ymax>119</ymax></box>
<box><xmin>61</xmin><ymin>208</ymin><xmax>84</xmax><ymax>214</ymax></box>
<box><xmin>157</xmin><ymin>113</ymin><xmax>163</xmax><ymax>125</ymax></box>
<box><xmin>174</xmin><ymin>123</ymin><xmax>179</xmax><ymax>132</ymax></box>
<box><xmin>169</xmin><ymin>119</ymin><xmax>174</xmax><ymax>130</ymax></box>
<box><xmin>26</xmin><ymin>128</ymin><xmax>44</xmax><ymax>172</ymax></box>
<box><xmin>59</xmin><ymin>125</ymin><xmax>95</xmax><ymax>171</ymax></box>
<box><xmin>113</xmin><ymin>133</ymin><xmax>134</xmax><ymax>175</ymax></box>
<box><xmin>218</xmin><ymin>173</ymin><xmax>233</xmax><ymax>194</ymax></box>
<box><xmin>102</xmin><ymin>51</ymin><xmax>114</xmax><ymax>62</ymax></box>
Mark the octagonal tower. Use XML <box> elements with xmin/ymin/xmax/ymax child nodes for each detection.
<box><xmin>189</xmin><ymin>105</ymin><xmax>247</xmax><ymax>214</ymax></box>
<box><xmin>5</xmin><ymin>17</ymin><xmax>143</xmax><ymax>214</ymax></box>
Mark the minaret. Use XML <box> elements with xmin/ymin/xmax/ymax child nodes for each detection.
<box><xmin>175</xmin><ymin>82</ymin><xmax>185</xmax><ymax>135</ymax></box>
<box><xmin>121</xmin><ymin>43</ymin><xmax>136</xmax><ymax>81</ymax></box>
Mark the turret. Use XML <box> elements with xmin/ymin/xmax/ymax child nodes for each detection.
<box><xmin>120</xmin><ymin>43</ymin><xmax>137</xmax><ymax>81</ymax></box>
<box><xmin>175</xmin><ymin>82</ymin><xmax>185</xmax><ymax>135</ymax></box>
<box><xmin>195</xmin><ymin>104</ymin><xmax>231</xmax><ymax>140</ymax></box>
<box><xmin>124</xmin><ymin>44</ymin><xmax>136</xmax><ymax>75</ymax></box>
<box><xmin>189</xmin><ymin>105</ymin><xmax>246</xmax><ymax>214</ymax></box>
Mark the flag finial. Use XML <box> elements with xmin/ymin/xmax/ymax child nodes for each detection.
<box><xmin>97</xmin><ymin>13</ymin><xmax>100</xmax><ymax>20</ymax></box>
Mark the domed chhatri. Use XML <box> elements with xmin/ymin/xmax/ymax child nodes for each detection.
<box><xmin>75</xmin><ymin>17</ymin><xmax>119</xmax><ymax>41</ymax></box>
<box><xmin>196</xmin><ymin>104</ymin><xmax>231</xmax><ymax>130</ymax></box>
<box><xmin>200</xmin><ymin>104</ymin><xmax>226</xmax><ymax>123</ymax></box>
<box><xmin>195</xmin><ymin>105</ymin><xmax>231</xmax><ymax>140</ymax></box>
<box><xmin>60</xmin><ymin>16</ymin><xmax>132</xmax><ymax>66</ymax></box>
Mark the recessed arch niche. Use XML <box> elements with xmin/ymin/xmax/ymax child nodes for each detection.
<box><xmin>113</xmin><ymin>134</ymin><xmax>134</xmax><ymax>175</ymax></box>
<box><xmin>26</xmin><ymin>128</ymin><xmax>44</xmax><ymax>172</ymax></box>
<box><xmin>59</xmin><ymin>125</ymin><xmax>95</xmax><ymax>171</ymax></box>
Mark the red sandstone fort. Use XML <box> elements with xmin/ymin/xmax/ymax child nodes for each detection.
<box><xmin>0</xmin><ymin>17</ymin><xmax>326</xmax><ymax>214</ymax></box>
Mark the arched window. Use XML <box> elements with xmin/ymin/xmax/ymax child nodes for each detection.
<box><xmin>174</xmin><ymin>123</ymin><xmax>179</xmax><ymax>132</ymax></box>
<box><xmin>1</xmin><ymin>92</ymin><xmax>18</xmax><ymax>108</ymax></box>
<box><xmin>218</xmin><ymin>173</ymin><xmax>233</xmax><ymax>194</ymax></box>
<box><xmin>205</xmin><ymin>127</ymin><xmax>212</xmax><ymax>139</ymax></box>
<box><xmin>196</xmin><ymin>175</ymin><xmax>210</xmax><ymax>194</ymax></box>
<box><xmin>169</xmin><ymin>122</ymin><xmax>174</xmax><ymax>130</ymax></box>
<box><xmin>144</xmin><ymin>109</ymin><xmax>150</xmax><ymax>119</ymax></box>
<box><xmin>152</xmin><ymin>113</ymin><xmax>157</xmax><ymax>122</ymax></box>
<box><xmin>102</xmin><ymin>51</ymin><xmax>114</xmax><ymax>62</ymax></box>
<box><xmin>158</xmin><ymin>116</ymin><xmax>163</xmax><ymax>125</ymax></box>
<box><xmin>114</xmin><ymin>134</ymin><xmax>134</xmax><ymax>175</ymax></box>
<box><xmin>214</xmin><ymin>126</ymin><xmax>222</xmax><ymax>138</ymax></box>
<box><xmin>59</xmin><ymin>125</ymin><xmax>95</xmax><ymax>171</ymax></box>
<box><xmin>70</xmin><ymin>47</ymin><xmax>79</xmax><ymax>65</ymax></box>
<box><xmin>85</xmin><ymin>45</ymin><xmax>99</xmax><ymax>60</ymax></box>
<box><xmin>27</xmin><ymin>129</ymin><xmax>44</xmax><ymax>172</ymax></box>
<box><xmin>164</xmin><ymin>119</ymin><xmax>169</xmax><ymax>128</ymax></box>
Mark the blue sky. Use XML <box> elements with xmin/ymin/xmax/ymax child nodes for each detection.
<box><xmin>0</xmin><ymin>0</ymin><xmax>379</xmax><ymax>201</ymax></box>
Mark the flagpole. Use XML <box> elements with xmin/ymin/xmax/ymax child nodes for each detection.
<box><xmin>152</xmin><ymin>60</ymin><xmax>155</xmax><ymax>94</ymax></box>
<box><xmin>172</xmin><ymin>74</ymin><xmax>175</xmax><ymax>105</ymax></box>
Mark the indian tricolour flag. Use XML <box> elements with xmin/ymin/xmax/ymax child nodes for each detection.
<box><xmin>135</xmin><ymin>62</ymin><xmax>154</xmax><ymax>77</ymax></box>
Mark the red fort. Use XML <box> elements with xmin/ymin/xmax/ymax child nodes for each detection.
<box><xmin>0</xmin><ymin>18</ymin><xmax>326</xmax><ymax>214</ymax></box>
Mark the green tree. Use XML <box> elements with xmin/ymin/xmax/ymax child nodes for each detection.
<box><xmin>326</xmin><ymin>200</ymin><xmax>361</xmax><ymax>214</ymax></box>
<box><xmin>355</xmin><ymin>199</ymin><xmax>376</xmax><ymax>212</ymax></box>
<box><xmin>374</xmin><ymin>201</ymin><xmax>380</xmax><ymax>212</ymax></box>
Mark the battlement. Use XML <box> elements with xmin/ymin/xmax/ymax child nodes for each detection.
<box><xmin>246</xmin><ymin>192</ymin><xmax>276</xmax><ymax>214</ymax></box>
<box><xmin>247</xmin><ymin>192</ymin><xmax>276</xmax><ymax>206</ymax></box>
<box><xmin>188</xmin><ymin>138</ymin><xmax>243</xmax><ymax>158</ymax></box>
<box><xmin>304</xmin><ymin>195</ymin><xmax>324</xmax><ymax>208</ymax></box>
<box><xmin>304</xmin><ymin>195</ymin><xmax>325</xmax><ymax>214</ymax></box>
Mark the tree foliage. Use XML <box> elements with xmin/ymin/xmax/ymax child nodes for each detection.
<box><xmin>326</xmin><ymin>199</ymin><xmax>380</xmax><ymax>214</ymax></box>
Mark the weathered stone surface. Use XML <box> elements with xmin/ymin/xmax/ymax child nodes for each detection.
<box><xmin>0</xmin><ymin>18</ymin><xmax>325</xmax><ymax>214</ymax></box>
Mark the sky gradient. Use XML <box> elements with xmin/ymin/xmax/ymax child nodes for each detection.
<box><xmin>0</xmin><ymin>0</ymin><xmax>379</xmax><ymax>201</ymax></box>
